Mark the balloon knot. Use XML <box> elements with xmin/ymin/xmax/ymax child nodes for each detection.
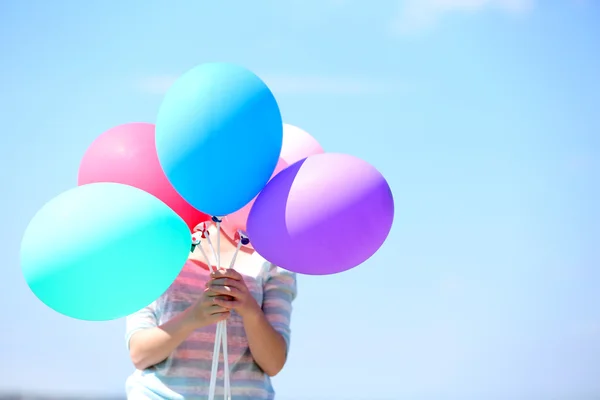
<box><xmin>191</xmin><ymin>232</ymin><xmax>202</xmax><ymax>245</ymax></box>
<box><xmin>237</xmin><ymin>230</ymin><xmax>251</xmax><ymax>246</ymax></box>
<box><xmin>211</xmin><ymin>216</ymin><xmax>222</xmax><ymax>224</ymax></box>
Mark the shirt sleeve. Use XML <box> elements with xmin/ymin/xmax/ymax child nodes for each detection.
<box><xmin>125</xmin><ymin>301</ymin><xmax>159</xmax><ymax>350</ymax></box>
<box><xmin>261</xmin><ymin>263</ymin><xmax>297</xmax><ymax>354</ymax></box>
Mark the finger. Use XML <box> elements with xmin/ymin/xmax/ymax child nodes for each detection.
<box><xmin>211</xmin><ymin>311</ymin><xmax>231</xmax><ymax>322</ymax></box>
<box><xmin>214</xmin><ymin>297</ymin><xmax>241</xmax><ymax>309</ymax></box>
<box><xmin>208</xmin><ymin>282</ymin><xmax>245</xmax><ymax>300</ymax></box>
<box><xmin>205</xmin><ymin>292</ymin><xmax>234</xmax><ymax>303</ymax></box>
<box><xmin>203</xmin><ymin>293</ymin><xmax>235</xmax><ymax>309</ymax></box>
<box><xmin>208</xmin><ymin>284</ymin><xmax>243</xmax><ymax>299</ymax></box>
<box><xmin>204</xmin><ymin>288</ymin><xmax>223</xmax><ymax>297</ymax></box>
<box><xmin>211</xmin><ymin>269</ymin><xmax>242</xmax><ymax>281</ymax></box>
<box><xmin>214</xmin><ymin>294</ymin><xmax>235</xmax><ymax>302</ymax></box>
<box><xmin>225</xmin><ymin>269</ymin><xmax>243</xmax><ymax>280</ymax></box>
<box><xmin>209</xmin><ymin>278</ymin><xmax>245</xmax><ymax>291</ymax></box>
<box><xmin>210</xmin><ymin>270</ymin><xmax>227</xmax><ymax>279</ymax></box>
<box><xmin>206</xmin><ymin>285</ymin><xmax>239</xmax><ymax>296</ymax></box>
<box><xmin>207</xmin><ymin>304</ymin><xmax>229</xmax><ymax>314</ymax></box>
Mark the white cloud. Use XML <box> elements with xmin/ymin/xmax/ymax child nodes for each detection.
<box><xmin>137</xmin><ymin>73</ymin><xmax>400</xmax><ymax>96</ymax></box>
<box><xmin>390</xmin><ymin>0</ymin><xmax>535</xmax><ymax>34</ymax></box>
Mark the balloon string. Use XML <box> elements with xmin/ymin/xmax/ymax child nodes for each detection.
<box><xmin>221</xmin><ymin>321</ymin><xmax>230</xmax><ymax>400</ymax></box>
<box><xmin>206</xmin><ymin>234</ymin><xmax>218</xmax><ymax>268</ymax></box>
<box><xmin>198</xmin><ymin>237</ymin><xmax>221</xmax><ymax>400</ymax></box>
<box><xmin>206</xmin><ymin>218</ymin><xmax>245</xmax><ymax>400</ymax></box>
<box><xmin>214</xmin><ymin>218</ymin><xmax>231</xmax><ymax>400</ymax></box>
<box><xmin>200</xmin><ymin>222</ymin><xmax>247</xmax><ymax>400</ymax></box>
<box><xmin>222</xmin><ymin>235</ymin><xmax>243</xmax><ymax>400</ymax></box>
<box><xmin>196</xmin><ymin>244</ymin><xmax>213</xmax><ymax>271</ymax></box>
<box><xmin>197</xmin><ymin>231</ymin><xmax>221</xmax><ymax>400</ymax></box>
<box><xmin>208</xmin><ymin>324</ymin><xmax>223</xmax><ymax>400</ymax></box>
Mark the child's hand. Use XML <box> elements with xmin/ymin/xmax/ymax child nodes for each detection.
<box><xmin>188</xmin><ymin>288</ymin><xmax>231</xmax><ymax>328</ymax></box>
<box><xmin>207</xmin><ymin>269</ymin><xmax>260</xmax><ymax>319</ymax></box>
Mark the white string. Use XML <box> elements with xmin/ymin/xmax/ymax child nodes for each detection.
<box><xmin>205</xmin><ymin>223</ymin><xmax>246</xmax><ymax>400</ymax></box>
<box><xmin>197</xmin><ymin>243</ymin><xmax>213</xmax><ymax>271</ymax></box>
<box><xmin>206</xmin><ymin>234</ymin><xmax>218</xmax><ymax>268</ymax></box>
<box><xmin>208</xmin><ymin>324</ymin><xmax>223</xmax><ymax>400</ymax></box>
<box><xmin>222</xmin><ymin>237</ymin><xmax>243</xmax><ymax>400</ymax></box>
<box><xmin>229</xmin><ymin>240</ymin><xmax>243</xmax><ymax>271</ymax></box>
<box><xmin>214</xmin><ymin>220</ymin><xmax>231</xmax><ymax>400</ymax></box>
<box><xmin>200</xmin><ymin>241</ymin><xmax>222</xmax><ymax>400</ymax></box>
<box><xmin>221</xmin><ymin>322</ymin><xmax>230</xmax><ymax>400</ymax></box>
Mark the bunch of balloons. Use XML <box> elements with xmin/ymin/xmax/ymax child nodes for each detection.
<box><xmin>20</xmin><ymin>62</ymin><xmax>395</xmax><ymax>322</ymax></box>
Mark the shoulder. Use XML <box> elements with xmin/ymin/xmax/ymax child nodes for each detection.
<box><xmin>252</xmin><ymin>254</ymin><xmax>297</xmax><ymax>300</ymax></box>
<box><xmin>253</xmin><ymin>253</ymin><xmax>296</xmax><ymax>280</ymax></box>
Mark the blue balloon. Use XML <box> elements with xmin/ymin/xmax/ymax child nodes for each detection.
<box><xmin>155</xmin><ymin>63</ymin><xmax>283</xmax><ymax>217</ymax></box>
<box><xmin>20</xmin><ymin>183</ymin><xmax>191</xmax><ymax>321</ymax></box>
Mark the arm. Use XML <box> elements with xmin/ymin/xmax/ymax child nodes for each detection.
<box><xmin>242</xmin><ymin>304</ymin><xmax>289</xmax><ymax>377</ymax></box>
<box><xmin>127</xmin><ymin>306</ymin><xmax>198</xmax><ymax>371</ymax></box>
<box><xmin>126</xmin><ymin>290</ymin><xmax>230</xmax><ymax>371</ymax></box>
<box><xmin>245</xmin><ymin>264</ymin><xmax>297</xmax><ymax>377</ymax></box>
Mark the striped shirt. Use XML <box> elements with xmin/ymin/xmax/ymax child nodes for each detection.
<box><xmin>125</xmin><ymin>252</ymin><xmax>297</xmax><ymax>400</ymax></box>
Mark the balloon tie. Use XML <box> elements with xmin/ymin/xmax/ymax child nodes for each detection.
<box><xmin>234</xmin><ymin>230</ymin><xmax>250</xmax><ymax>247</ymax></box>
<box><xmin>190</xmin><ymin>231</ymin><xmax>201</xmax><ymax>253</ymax></box>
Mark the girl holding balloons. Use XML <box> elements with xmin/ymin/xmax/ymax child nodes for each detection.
<box><xmin>21</xmin><ymin>62</ymin><xmax>393</xmax><ymax>400</ymax></box>
<box><xmin>114</xmin><ymin>65</ymin><xmax>314</xmax><ymax>399</ymax></box>
<box><xmin>72</xmin><ymin>63</ymin><xmax>316</xmax><ymax>399</ymax></box>
<box><xmin>119</xmin><ymin>118</ymin><xmax>325</xmax><ymax>399</ymax></box>
<box><xmin>124</xmin><ymin>221</ymin><xmax>297</xmax><ymax>400</ymax></box>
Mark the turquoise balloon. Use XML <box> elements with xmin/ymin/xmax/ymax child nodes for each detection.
<box><xmin>20</xmin><ymin>183</ymin><xmax>191</xmax><ymax>321</ymax></box>
<box><xmin>155</xmin><ymin>62</ymin><xmax>283</xmax><ymax>216</ymax></box>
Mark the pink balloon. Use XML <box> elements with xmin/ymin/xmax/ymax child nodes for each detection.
<box><xmin>221</xmin><ymin>157</ymin><xmax>288</xmax><ymax>245</ymax></box>
<box><xmin>78</xmin><ymin>123</ymin><xmax>210</xmax><ymax>232</ymax></box>
<box><xmin>280</xmin><ymin>124</ymin><xmax>324</xmax><ymax>165</ymax></box>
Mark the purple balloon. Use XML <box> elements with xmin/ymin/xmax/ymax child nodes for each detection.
<box><xmin>247</xmin><ymin>153</ymin><xmax>394</xmax><ymax>275</ymax></box>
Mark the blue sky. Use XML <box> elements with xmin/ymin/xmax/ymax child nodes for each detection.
<box><xmin>1</xmin><ymin>1</ymin><xmax>599</xmax><ymax>399</ymax></box>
